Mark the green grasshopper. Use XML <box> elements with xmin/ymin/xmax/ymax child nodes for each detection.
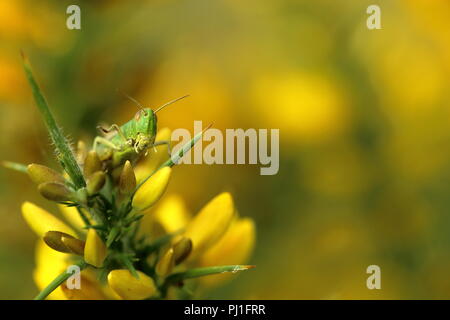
<box><xmin>94</xmin><ymin>94</ymin><xmax>188</xmax><ymax>169</ymax></box>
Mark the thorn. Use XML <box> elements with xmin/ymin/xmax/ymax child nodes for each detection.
<box><xmin>242</xmin><ymin>265</ymin><xmax>256</xmax><ymax>270</ymax></box>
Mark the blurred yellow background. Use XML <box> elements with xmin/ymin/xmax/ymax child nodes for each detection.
<box><xmin>1</xmin><ymin>0</ymin><xmax>450</xmax><ymax>299</ymax></box>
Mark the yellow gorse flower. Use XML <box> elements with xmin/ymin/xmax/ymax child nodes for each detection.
<box><xmin>9</xmin><ymin>55</ymin><xmax>255</xmax><ymax>301</ymax></box>
<box><xmin>16</xmin><ymin>127</ymin><xmax>256</xmax><ymax>300</ymax></box>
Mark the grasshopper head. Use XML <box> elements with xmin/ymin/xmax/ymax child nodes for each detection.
<box><xmin>134</xmin><ymin>107</ymin><xmax>157</xmax><ymax>138</ymax></box>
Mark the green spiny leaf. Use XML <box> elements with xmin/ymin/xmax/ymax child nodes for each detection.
<box><xmin>106</xmin><ymin>226</ymin><xmax>120</xmax><ymax>247</ymax></box>
<box><xmin>22</xmin><ymin>53</ymin><xmax>86</xmax><ymax>189</ymax></box>
<box><xmin>1</xmin><ymin>161</ymin><xmax>28</xmax><ymax>173</ymax></box>
<box><xmin>165</xmin><ymin>265</ymin><xmax>255</xmax><ymax>284</ymax></box>
<box><xmin>119</xmin><ymin>254</ymin><xmax>139</xmax><ymax>278</ymax></box>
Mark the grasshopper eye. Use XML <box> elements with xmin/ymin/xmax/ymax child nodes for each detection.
<box><xmin>134</xmin><ymin>109</ymin><xmax>149</xmax><ymax>121</ymax></box>
<box><xmin>134</xmin><ymin>110</ymin><xmax>142</xmax><ymax>121</ymax></box>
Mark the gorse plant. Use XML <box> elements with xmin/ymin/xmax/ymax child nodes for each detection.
<box><xmin>3</xmin><ymin>55</ymin><xmax>255</xmax><ymax>300</ymax></box>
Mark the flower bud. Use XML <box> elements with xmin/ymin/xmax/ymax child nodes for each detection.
<box><xmin>43</xmin><ymin>231</ymin><xmax>73</xmax><ymax>253</ymax></box>
<box><xmin>27</xmin><ymin>164</ymin><xmax>65</xmax><ymax>185</ymax></box>
<box><xmin>132</xmin><ymin>167</ymin><xmax>172</xmax><ymax>211</ymax></box>
<box><xmin>108</xmin><ymin>270</ymin><xmax>157</xmax><ymax>300</ymax></box>
<box><xmin>83</xmin><ymin>151</ymin><xmax>102</xmax><ymax>178</ymax></box>
<box><xmin>86</xmin><ymin>171</ymin><xmax>106</xmax><ymax>195</ymax></box>
<box><xmin>43</xmin><ymin>231</ymin><xmax>85</xmax><ymax>255</ymax></box>
<box><xmin>156</xmin><ymin>248</ymin><xmax>174</xmax><ymax>277</ymax></box>
<box><xmin>173</xmin><ymin>237</ymin><xmax>192</xmax><ymax>265</ymax></box>
<box><xmin>84</xmin><ymin>229</ymin><xmax>107</xmax><ymax>267</ymax></box>
<box><xmin>61</xmin><ymin>236</ymin><xmax>86</xmax><ymax>255</ymax></box>
<box><xmin>76</xmin><ymin>140</ymin><xmax>88</xmax><ymax>165</ymax></box>
<box><xmin>38</xmin><ymin>182</ymin><xmax>73</xmax><ymax>202</ymax></box>
<box><xmin>119</xmin><ymin>160</ymin><xmax>136</xmax><ymax>196</ymax></box>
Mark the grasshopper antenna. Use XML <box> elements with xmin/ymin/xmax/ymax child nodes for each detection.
<box><xmin>154</xmin><ymin>95</ymin><xmax>190</xmax><ymax>114</ymax></box>
<box><xmin>117</xmin><ymin>89</ymin><xmax>148</xmax><ymax>114</ymax></box>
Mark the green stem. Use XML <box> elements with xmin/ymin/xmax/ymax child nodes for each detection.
<box><xmin>22</xmin><ymin>54</ymin><xmax>86</xmax><ymax>189</ymax></box>
<box><xmin>34</xmin><ymin>261</ymin><xmax>87</xmax><ymax>300</ymax></box>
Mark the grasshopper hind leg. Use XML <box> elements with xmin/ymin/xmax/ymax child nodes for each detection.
<box><xmin>93</xmin><ymin>136</ymin><xmax>121</xmax><ymax>152</ymax></box>
<box><xmin>97</xmin><ymin>124</ymin><xmax>128</xmax><ymax>143</ymax></box>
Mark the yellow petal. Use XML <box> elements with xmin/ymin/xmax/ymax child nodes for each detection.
<box><xmin>108</xmin><ymin>270</ymin><xmax>157</xmax><ymax>300</ymax></box>
<box><xmin>22</xmin><ymin>202</ymin><xmax>76</xmax><ymax>238</ymax></box>
<box><xmin>135</xmin><ymin>128</ymin><xmax>172</xmax><ymax>184</ymax></box>
<box><xmin>84</xmin><ymin>229</ymin><xmax>107</xmax><ymax>268</ymax></box>
<box><xmin>199</xmin><ymin>217</ymin><xmax>256</xmax><ymax>287</ymax></box>
<box><xmin>33</xmin><ymin>240</ymin><xmax>69</xmax><ymax>300</ymax></box>
<box><xmin>155</xmin><ymin>248</ymin><xmax>174</xmax><ymax>277</ymax></box>
<box><xmin>137</xmin><ymin>194</ymin><xmax>190</xmax><ymax>241</ymax></box>
<box><xmin>137</xmin><ymin>217</ymin><xmax>167</xmax><ymax>244</ymax></box>
<box><xmin>101</xmin><ymin>283</ymin><xmax>123</xmax><ymax>300</ymax></box>
<box><xmin>72</xmin><ymin>267</ymin><xmax>121</xmax><ymax>300</ymax></box>
<box><xmin>61</xmin><ymin>272</ymin><xmax>107</xmax><ymax>300</ymax></box>
<box><xmin>153</xmin><ymin>194</ymin><xmax>191</xmax><ymax>233</ymax></box>
<box><xmin>58</xmin><ymin>204</ymin><xmax>90</xmax><ymax>232</ymax></box>
<box><xmin>132</xmin><ymin>167</ymin><xmax>172</xmax><ymax>211</ymax></box>
<box><xmin>184</xmin><ymin>192</ymin><xmax>236</xmax><ymax>259</ymax></box>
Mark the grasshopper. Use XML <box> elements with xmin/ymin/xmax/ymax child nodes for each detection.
<box><xmin>94</xmin><ymin>94</ymin><xmax>188</xmax><ymax>169</ymax></box>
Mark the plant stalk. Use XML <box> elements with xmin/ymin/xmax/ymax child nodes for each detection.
<box><xmin>34</xmin><ymin>261</ymin><xmax>87</xmax><ymax>300</ymax></box>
